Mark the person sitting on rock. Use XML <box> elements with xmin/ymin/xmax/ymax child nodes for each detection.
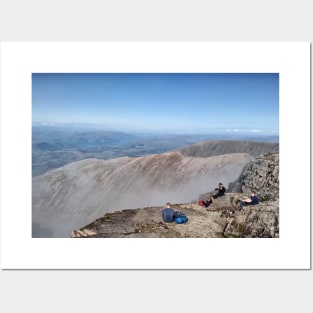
<box><xmin>240</xmin><ymin>191</ymin><xmax>259</xmax><ymax>206</ymax></box>
<box><xmin>162</xmin><ymin>202</ymin><xmax>177</xmax><ymax>223</ymax></box>
<box><xmin>203</xmin><ymin>182</ymin><xmax>226</xmax><ymax>207</ymax></box>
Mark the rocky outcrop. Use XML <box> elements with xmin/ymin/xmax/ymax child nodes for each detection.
<box><xmin>228</xmin><ymin>152</ymin><xmax>279</xmax><ymax>201</ymax></box>
<box><xmin>223</xmin><ymin>152</ymin><xmax>279</xmax><ymax>237</ymax></box>
<box><xmin>71</xmin><ymin>193</ymin><xmax>279</xmax><ymax>238</ymax></box>
<box><xmin>70</xmin><ymin>194</ymin><xmax>236</xmax><ymax>238</ymax></box>
<box><xmin>223</xmin><ymin>199</ymin><xmax>279</xmax><ymax>238</ymax></box>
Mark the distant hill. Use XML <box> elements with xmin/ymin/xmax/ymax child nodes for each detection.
<box><xmin>179</xmin><ymin>140</ymin><xmax>279</xmax><ymax>158</ymax></box>
<box><xmin>32</xmin><ymin>129</ymin><xmax>139</xmax><ymax>151</ymax></box>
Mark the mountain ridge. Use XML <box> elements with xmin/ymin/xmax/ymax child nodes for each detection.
<box><xmin>180</xmin><ymin>139</ymin><xmax>279</xmax><ymax>158</ymax></box>
<box><xmin>32</xmin><ymin>131</ymin><xmax>278</xmax><ymax>177</ymax></box>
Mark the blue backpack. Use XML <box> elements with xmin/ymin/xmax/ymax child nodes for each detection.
<box><xmin>175</xmin><ymin>211</ymin><xmax>188</xmax><ymax>224</ymax></box>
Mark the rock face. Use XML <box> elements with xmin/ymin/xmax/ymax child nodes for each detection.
<box><xmin>223</xmin><ymin>198</ymin><xmax>279</xmax><ymax>238</ymax></box>
<box><xmin>71</xmin><ymin>152</ymin><xmax>279</xmax><ymax>238</ymax></box>
<box><xmin>228</xmin><ymin>152</ymin><xmax>279</xmax><ymax>201</ymax></box>
<box><xmin>223</xmin><ymin>152</ymin><xmax>279</xmax><ymax>238</ymax></box>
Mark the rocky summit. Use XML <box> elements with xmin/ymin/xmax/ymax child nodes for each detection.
<box><xmin>71</xmin><ymin>152</ymin><xmax>279</xmax><ymax>238</ymax></box>
<box><xmin>228</xmin><ymin>152</ymin><xmax>279</xmax><ymax>201</ymax></box>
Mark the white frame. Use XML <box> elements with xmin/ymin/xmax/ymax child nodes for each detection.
<box><xmin>0</xmin><ymin>42</ymin><xmax>310</xmax><ymax>269</ymax></box>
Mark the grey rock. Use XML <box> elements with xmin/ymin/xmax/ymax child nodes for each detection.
<box><xmin>228</xmin><ymin>152</ymin><xmax>279</xmax><ymax>201</ymax></box>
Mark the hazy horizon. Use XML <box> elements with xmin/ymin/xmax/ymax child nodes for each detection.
<box><xmin>32</xmin><ymin>121</ymin><xmax>279</xmax><ymax>136</ymax></box>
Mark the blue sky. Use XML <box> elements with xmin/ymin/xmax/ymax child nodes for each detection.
<box><xmin>32</xmin><ymin>73</ymin><xmax>279</xmax><ymax>134</ymax></box>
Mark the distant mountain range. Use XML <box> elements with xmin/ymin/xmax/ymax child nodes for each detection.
<box><xmin>180</xmin><ymin>140</ymin><xmax>279</xmax><ymax>158</ymax></box>
<box><xmin>32</xmin><ymin>137</ymin><xmax>278</xmax><ymax>238</ymax></box>
<box><xmin>32</xmin><ymin>127</ymin><xmax>278</xmax><ymax>177</ymax></box>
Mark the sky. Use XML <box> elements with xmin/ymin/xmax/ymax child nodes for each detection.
<box><xmin>32</xmin><ymin>73</ymin><xmax>279</xmax><ymax>134</ymax></box>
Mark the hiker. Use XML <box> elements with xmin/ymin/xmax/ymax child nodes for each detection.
<box><xmin>162</xmin><ymin>202</ymin><xmax>177</xmax><ymax>223</ymax></box>
<box><xmin>203</xmin><ymin>182</ymin><xmax>226</xmax><ymax>207</ymax></box>
<box><xmin>240</xmin><ymin>191</ymin><xmax>259</xmax><ymax>206</ymax></box>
